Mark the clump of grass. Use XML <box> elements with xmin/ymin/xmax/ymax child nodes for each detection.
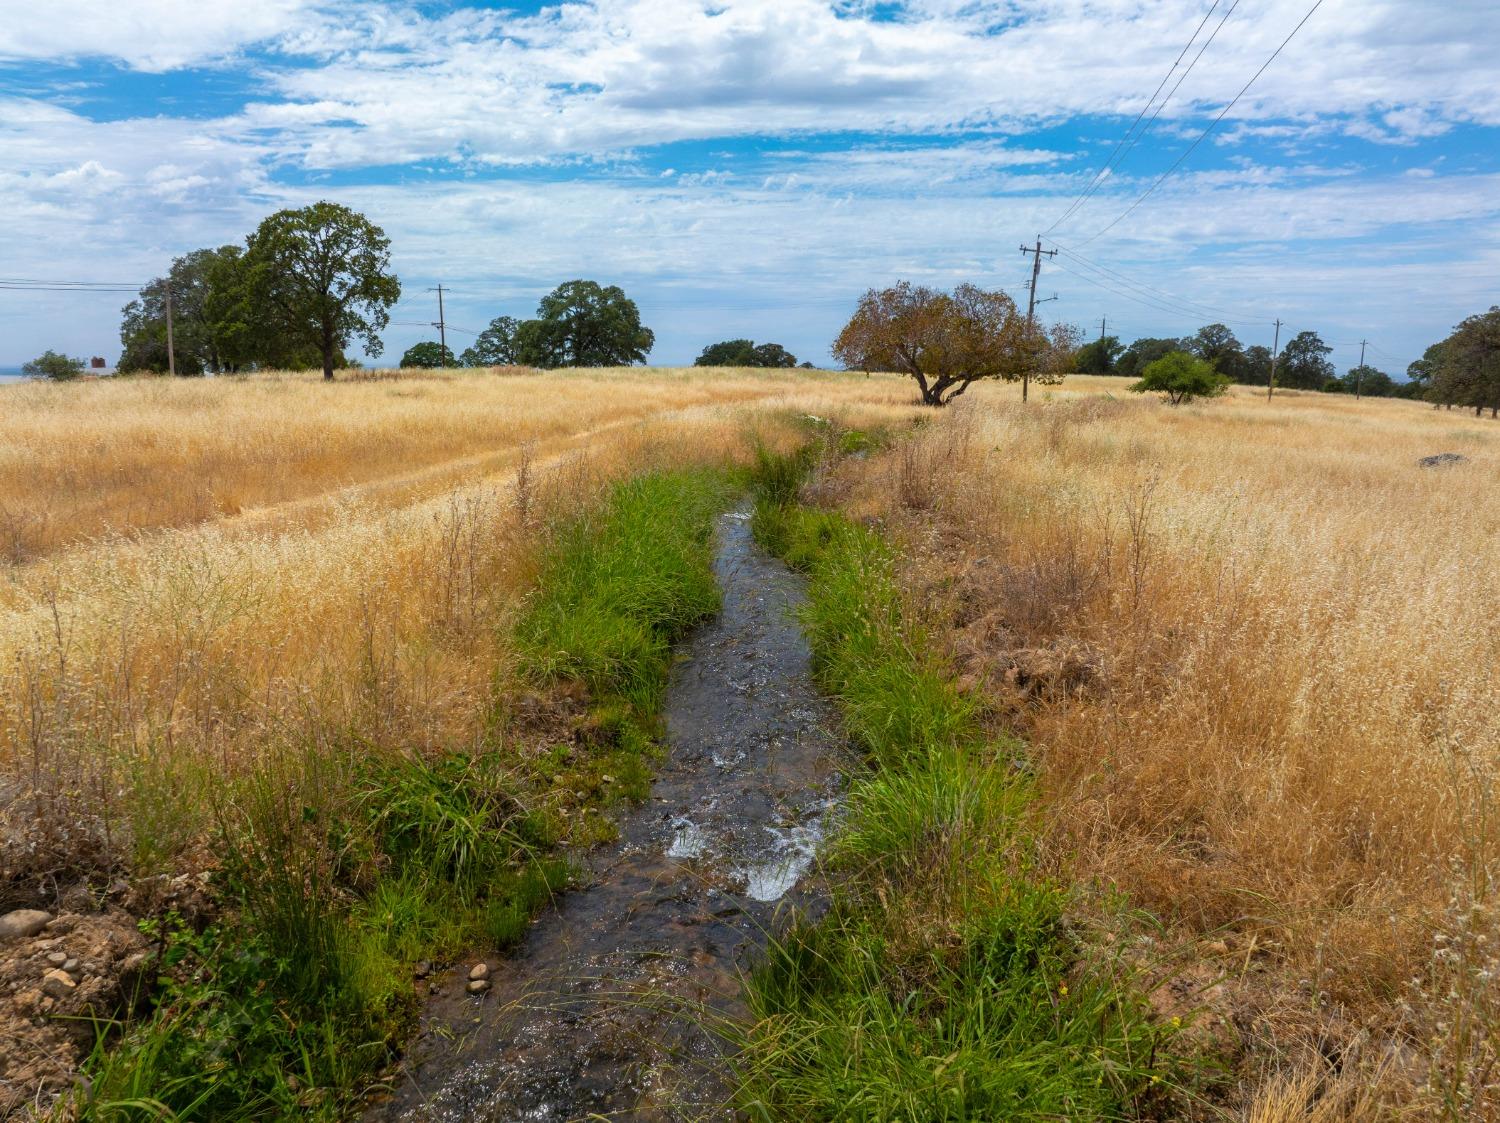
<box><xmin>734</xmin><ymin>448</ymin><xmax>1180</xmax><ymax>1120</ymax></box>
<box><xmin>518</xmin><ymin>469</ymin><xmax>733</xmax><ymax>713</ymax></box>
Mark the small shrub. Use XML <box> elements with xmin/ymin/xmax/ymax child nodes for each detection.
<box><xmin>1129</xmin><ymin>351</ymin><xmax>1231</xmax><ymax>405</ymax></box>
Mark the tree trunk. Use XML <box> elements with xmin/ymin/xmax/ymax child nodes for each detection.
<box><xmin>322</xmin><ymin>327</ymin><xmax>335</xmax><ymax>381</ymax></box>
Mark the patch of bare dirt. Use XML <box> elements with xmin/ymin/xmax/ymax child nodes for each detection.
<box><xmin>1</xmin><ymin>905</ymin><xmax>151</xmax><ymax>1118</ymax></box>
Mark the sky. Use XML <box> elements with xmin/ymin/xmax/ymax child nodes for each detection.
<box><xmin>1</xmin><ymin>0</ymin><xmax>1498</xmax><ymax>375</ymax></box>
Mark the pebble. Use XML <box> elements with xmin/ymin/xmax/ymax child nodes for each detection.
<box><xmin>467</xmin><ymin>979</ymin><xmax>491</xmax><ymax>994</ymax></box>
<box><xmin>468</xmin><ymin>962</ymin><xmax>490</xmax><ymax>982</ymax></box>
<box><xmin>414</xmin><ymin>960</ymin><xmax>431</xmax><ymax>979</ymax></box>
<box><xmin>0</xmin><ymin>909</ymin><xmax>53</xmax><ymax>942</ymax></box>
<box><xmin>40</xmin><ymin>969</ymin><xmax>76</xmax><ymax>999</ymax></box>
<box><xmin>62</xmin><ymin>958</ymin><xmax>80</xmax><ymax>976</ymax></box>
<box><xmin>46</xmin><ymin>952</ymin><xmax>68</xmax><ymax>967</ymax></box>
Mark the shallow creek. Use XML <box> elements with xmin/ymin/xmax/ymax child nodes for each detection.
<box><xmin>366</xmin><ymin>509</ymin><xmax>844</xmax><ymax>1122</ymax></box>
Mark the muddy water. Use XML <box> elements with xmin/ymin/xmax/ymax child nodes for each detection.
<box><xmin>367</xmin><ymin>510</ymin><xmax>843</xmax><ymax>1122</ymax></box>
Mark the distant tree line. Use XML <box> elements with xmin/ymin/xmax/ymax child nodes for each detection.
<box><xmin>120</xmin><ymin>204</ymin><xmax>659</xmax><ymax>379</ymax></box>
<box><xmin>692</xmin><ymin>339</ymin><xmax>809</xmax><ymax>368</ymax></box>
<box><xmin>1074</xmin><ymin>322</ymin><xmax>1422</xmax><ymax>399</ymax></box>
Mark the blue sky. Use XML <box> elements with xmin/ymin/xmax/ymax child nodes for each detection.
<box><xmin>2</xmin><ymin>0</ymin><xmax>1498</xmax><ymax>375</ymax></box>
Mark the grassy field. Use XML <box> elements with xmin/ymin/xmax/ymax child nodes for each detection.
<box><xmin>817</xmin><ymin>376</ymin><xmax>1500</xmax><ymax>1119</ymax></box>
<box><xmin>2</xmin><ymin>367</ymin><xmax>1496</xmax><ymax>1119</ymax></box>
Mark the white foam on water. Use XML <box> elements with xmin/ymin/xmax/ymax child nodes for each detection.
<box><xmin>739</xmin><ymin>821</ymin><xmax>825</xmax><ymax>902</ymax></box>
<box><xmin>666</xmin><ymin>817</ymin><xmax>709</xmax><ymax>859</ymax></box>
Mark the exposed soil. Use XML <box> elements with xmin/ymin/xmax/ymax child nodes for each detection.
<box><xmin>366</xmin><ymin>510</ymin><xmax>846</xmax><ymax>1122</ymax></box>
<box><xmin>0</xmin><ymin>905</ymin><xmax>152</xmax><ymax>1117</ymax></box>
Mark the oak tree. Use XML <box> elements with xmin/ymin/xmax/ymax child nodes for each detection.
<box><xmin>514</xmin><ymin>280</ymin><xmax>653</xmax><ymax>368</ymax></box>
<box><xmin>243</xmin><ymin>202</ymin><xmax>400</xmax><ymax>380</ymax></box>
<box><xmin>461</xmin><ymin>316</ymin><xmax>523</xmax><ymax>366</ymax></box>
<box><xmin>400</xmin><ymin>341</ymin><xmax>457</xmax><ymax>368</ymax></box>
<box><xmin>833</xmin><ymin>281</ymin><xmax>1070</xmax><ymax>406</ymax></box>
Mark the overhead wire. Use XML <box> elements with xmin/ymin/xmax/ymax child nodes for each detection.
<box><xmin>1044</xmin><ymin>0</ymin><xmax>1240</xmax><ymax>237</ymax></box>
<box><xmin>1049</xmin><ymin>241</ymin><xmax>1273</xmax><ymax>326</ymax></box>
<box><xmin>1079</xmin><ymin>0</ymin><xmax>1328</xmax><ymax>246</ymax></box>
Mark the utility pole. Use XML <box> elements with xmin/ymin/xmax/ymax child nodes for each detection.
<box><xmin>1266</xmin><ymin>318</ymin><xmax>1282</xmax><ymax>401</ymax></box>
<box><xmin>1019</xmin><ymin>237</ymin><xmax>1057</xmax><ymax>402</ymax></box>
<box><xmin>1356</xmin><ymin>339</ymin><xmax>1368</xmax><ymax>399</ymax></box>
<box><xmin>429</xmin><ymin>284</ymin><xmax>448</xmax><ymax>367</ymax></box>
<box><xmin>1099</xmin><ymin>316</ymin><xmax>1107</xmax><ymax>342</ymax></box>
<box><xmin>165</xmin><ymin>285</ymin><xmax>176</xmax><ymax>378</ymax></box>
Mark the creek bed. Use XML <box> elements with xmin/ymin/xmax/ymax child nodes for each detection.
<box><xmin>367</xmin><ymin>508</ymin><xmax>845</xmax><ymax>1122</ymax></box>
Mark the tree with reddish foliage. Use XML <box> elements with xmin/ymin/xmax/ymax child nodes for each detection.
<box><xmin>832</xmin><ymin>281</ymin><xmax>1076</xmax><ymax>406</ymax></box>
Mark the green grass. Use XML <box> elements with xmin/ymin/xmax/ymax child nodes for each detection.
<box><xmin>75</xmin><ymin>467</ymin><xmax>735</xmax><ymax>1121</ymax></box>
<box><xmin>734</xmin><ymin>444</ymin><xmax>1179</xmax><ymax>1122</ymax></box>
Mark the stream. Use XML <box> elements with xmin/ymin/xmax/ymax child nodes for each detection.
<box><xmin>366</xmin><ymin>509</ymin><xmax>844</xmax><ymax>1122</ymax></box>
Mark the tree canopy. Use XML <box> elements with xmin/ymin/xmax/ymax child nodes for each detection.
<box><xmin>118</xmin><ymin>246</ymin><xmax>250</xmax><ymax>375</ymax></box>
<box><xmin>400</xmin><ymin>341</ymin><xmax>457</xmax><ymax>368</ymax></box>
<box><xmin>22</xmin><ymin>350</ymin><xmax>86</xmax><ymax>381</ymax></box>
<box><xmin>1115</xmin><ymin>337</ymin><xmax>1184</xmax><ymax>379</ymax></box>
<box><xmin>1339</xmin><ymin>364</ymin><xmax>1396</xmax><ymax>398</ymax></box>
<box><xmin>1276</xmin><ymin>331</ymin><xmax>1335</xmax><ymax>390</ymax></box>
<box><xmin>1073</xmin><ymin>334</ymin><xmax>1123</xmax><ymax>375</ymax></box>
<box><xmin>1429</xmin><ymin>307</ymin><xmax>1500</xmax><ymax>416</ymax></box>
<box><xmin>833</xmin><ymin>281</ymin><xmax>1075</xmax><ymax>406</ymax></box>
<box><xmin>694</xmin><ymin>339</ymin><xmax>799</xmax><ymax>367</ymax></box>
<box><xmin>1130</xmin><ymin>351</ymin><xmax>1230</xmax><ymax>406</ymax></box>
<box><xmin>1188</xmin><ymin>323</ymin><xmax>1249</xmax><ymax>382</ymax></box>
<box><xmin>243</xmin><ymin>202</ymin><xmax>401</xmax><ymax>380</ymax></box>
<box><xmin>511</xmin><ymin>280</ymin><xmax>654</xmax><ymax>368</ymax></box>
<box><xmin>461</xmin><ymin>316</ymin><xmax>523</xmax><ymax>367</ymax></box>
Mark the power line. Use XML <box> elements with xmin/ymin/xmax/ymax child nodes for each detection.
<box><xmin>1047</xmin><ymin>245</ymin><xmax>1272</xmax><ymax>328</ymax></box>
<box><xmin>1080</xmin><ymin>0</ymin><xmax>1327</xmax><ymax>246</ymax></box>
<box><xmin>1050</xmin><ymin>258</ymin><xmax>1218</xmax><ymax>325</ymax></box>
<box><xmin>1051</xmin><ymin>241</ymin><xmax>1273</xmax><ymax>325</ymax></box>
<box><xmin>1043</xmin><ymin>0</ymin><xmax>1229</xmax><ymax>236</ymax></box>
<box><xmin>0</xmin><ymin>282</ymin><xmax>144</xmax><ymax>292</ymax></box>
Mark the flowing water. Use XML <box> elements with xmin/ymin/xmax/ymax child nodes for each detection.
<box><xmin>367</xmin><ymin>509</ymin><xmax>844</xmax><ymax>1122</ymax></box>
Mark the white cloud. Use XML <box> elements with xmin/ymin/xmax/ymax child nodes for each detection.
<box><xmin>0</xmin><ymin>0</ymin><xmax>316</xmax><ymax>71</ymax></box>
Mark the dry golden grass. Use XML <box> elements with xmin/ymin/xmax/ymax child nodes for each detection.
<box><xmin>0</xmin><ymin>366</ymin><xmax>916</xmax><ymax>886</ymax></box>
<box><xmin>0</xmin><ymin>366</ymin><xmax>896</xmax><ymax>563</ymax></box>
<box><xmin>832</xmin><ymin>376</ymin><xmax>1500</xmax><ymax>1119</ymax></box>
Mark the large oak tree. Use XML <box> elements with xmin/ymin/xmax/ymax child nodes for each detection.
<box><xmin>243</xmin><ymin>202</ymin><xmax>400</xmax><ymax>380</ymax></box>
<box><xmin>833</xmin><ymin>281</ymin><xmax>1074</xmax><ymax>406</ymax></box>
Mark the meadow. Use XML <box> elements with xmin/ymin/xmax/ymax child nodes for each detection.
<box><xmin>1</xmin><ymin>367</ymin><xmax>1495</xmax><ymax>1119</ymax></box>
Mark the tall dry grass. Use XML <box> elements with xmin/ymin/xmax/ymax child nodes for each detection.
<box><xmin>0</xmin><ymin>367</ymin><xmax>877</xmax><ymax>563</ymax></box>
<box><xmin>0</xmin><ymin>367</ymin><xmax>916</xmax><ymax>894</ymax></box>
<box><xmin>835</xmin><ymin>378</ymin><xmax>1500</xmax><ymax>1119</ymax></box>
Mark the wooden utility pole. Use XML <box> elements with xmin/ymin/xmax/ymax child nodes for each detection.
<box><xmin>1099</xmin><ymin>316</ymin><xmax>1108</xmax><ymax>341</ymax></box>
<box><xmin>1266</xmin><ymin>318</ymin><xmax>1282</xmax><ymax>401</ymax></box>
<box><xmin>1019</xmin><ymin>237</ymin><xmax>1057</xmax><ymax>402</ymax></box>
<box><xmin>1356</xmin><ymin>339</ymin><xmax>1368</xmax><ymax>399</ymax></box>
<box><xmin>429</xmin><ymin>284</ymin><xmax>449</xmax><ymax>366</ymax></box>
<box><xmin>165</xmin><ymin>285</ymin><xmax>176</xmax><ymax>378</ymax></box>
